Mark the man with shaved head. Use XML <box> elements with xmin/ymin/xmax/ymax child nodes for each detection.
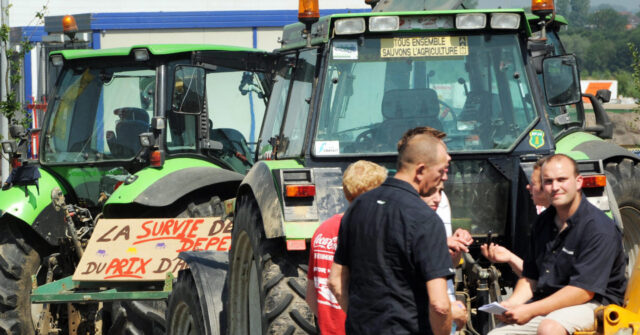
<box><xmin>329</xmin><ymin>127</ymin><xmax>454</xmax><ymax>335</ymax></box>
<box><xmin>489</xmin><ymin>154</ymin><xmax>627</xmax><ymax>335</ymax></box>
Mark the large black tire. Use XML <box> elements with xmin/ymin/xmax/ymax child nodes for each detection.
<box><xmin>228</xmin><ymin>197</ymin><xmax>316</xmax><ymax>335</ymax></box>
<box><xmin>0</xmin><ymin>220</ymin><xmax>42</xmax><ymax>335</ymax></box>
<box><xmin>605</xmin><ymin>158</ymin><xmax>640</xmax><ymax>275</ymax></box>
<box><xmin>166</xmin><ymin>270</ymin><xmax>207</xmax><ymax>335</ymax></box>
<box><xmin>108</xmin><ymin>196</ymin><xmax>225</xmax><ymax>335</ymax></box>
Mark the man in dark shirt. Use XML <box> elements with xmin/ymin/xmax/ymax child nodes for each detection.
<box><xmin>490</xmin><ymin>154</ymin><xmax>627</xmax><ymax>335</ymax></box>
<box><xmin>328</xmin><ymin>131</ymin><xmax>454</xmax><ymax>335</ymax></box>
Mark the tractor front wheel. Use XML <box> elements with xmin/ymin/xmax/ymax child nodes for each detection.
<box><xmin>0</xmin><ymin>220</ymin><xmax>43</xmax><ymax>335</ymax></box>
<box><xmin>228</xmin><ymin>197</ymin><xmax>316</xmax><ymax>335</ymax></box>
<box><xmin>166</xmin><ymin>270</ymin><xmax>207</xmax><ymax>335</ymax></box>
<box><xmin>605</xmin><ymin>158</ymin><xmax>640</xmax><ymax>275</ymax></box>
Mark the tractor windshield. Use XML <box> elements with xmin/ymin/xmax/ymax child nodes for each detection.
<box><xmin>42</xmin><ymin>66</ymin><xmax>155</xmax><ymax>164</ymax></box>
<box><xmin>314</xmin><ymin>33</ymin><xmax>538</xmax><ymax>156</ymax></box>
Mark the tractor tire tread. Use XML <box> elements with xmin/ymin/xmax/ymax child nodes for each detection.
<box><xmin>0</xmin><ymin>222</ymin><xmax>41</xmax><ymax>335</ymax></box>
<box><xmin>230</xmin><ymin>197</ymin><xmax>317</xmax><ymax>335</ymax></box>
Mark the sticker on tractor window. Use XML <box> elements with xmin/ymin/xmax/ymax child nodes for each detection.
<box><xmin>529</xmin><ymin>129</ymin><xmax>545</xmax><ymax>149</ymax></box>
<box><xmin>332</xmin><ymin>41</ymin><xmax>358</xmax><ymax>60</ymax></box>
<box><xmin>315</xmin><ymin>141</ymin><xmax>340</xmax><ymax>155</ymax></box>
<box><xmin>380</xmin><ymin>36</ymin><xmax>469</xmax><ymax>58</ymax></box>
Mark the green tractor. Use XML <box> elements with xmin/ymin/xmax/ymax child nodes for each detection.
<box><xmin>0</xmin><ymin>44</ymin><xmax>272</xmax><ymax>334</ymax></box>
<box><xmin>165</xmin><ymin>0</ymin><xmax>638</xmax><ymax>334</ymax></box>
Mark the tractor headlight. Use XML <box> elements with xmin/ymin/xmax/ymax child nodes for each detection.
<box><xmin>50</xmin><ymin>54</ymin><xmax>64</xmax><ymax>67</ymax></box>
<box><xmin>456</xmin><ymin>13</ymin><xmax>486</xmax><ymax>29</ymax></box>
<box><xmin>133</xmin><ymin>48</ymin><xmax>150</xmax><ymax>62</ymax></box>
<box><xmin>491</xmin><ymin>13</ymin><xmax>521</xmax><ymax>29</ymax></box>
<box><xmin>139</xmin><ymin>132</ymin><xmax>154</xmax><ymax>148</ymax></box>
<box><xmin>335</xmin><ymin>18</ymin><xmax>366</xmax><ymax>35</ymax></box>
<box><xmin>369</xmin><ymin>16</ymin><xmax>399</xmax><ymax>32</ymax></box>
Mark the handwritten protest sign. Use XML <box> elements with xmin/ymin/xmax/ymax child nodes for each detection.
<box><xmin>73</xmin><ymin>217</ymin><xmax>232</xmax><ymax>281</ymax></box>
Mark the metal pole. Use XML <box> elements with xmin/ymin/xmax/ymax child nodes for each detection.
<box><xmin>0</xmin><ymin>0</ymin><xmax>8</xmax><ymax>183</ymax></box>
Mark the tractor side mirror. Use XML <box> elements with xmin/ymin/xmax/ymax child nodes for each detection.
<box><xmin>171</xmin><ymin>65</ymin><xmax>206</xmax><ymax>115</ymax></box>
<box><xmin>542</xmin><ymin>55</ymin><xmax>581</xmax><ymax>107</ymax></box>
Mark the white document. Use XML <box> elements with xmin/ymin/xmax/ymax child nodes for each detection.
<box><xmin>478</xmin><ymin>302</ymin><xmax>508</xmax><ymax>314</ymax></box>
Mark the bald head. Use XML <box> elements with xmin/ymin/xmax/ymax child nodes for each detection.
<box><xmin>543</xmin><ymin>154</ymin><xmax>579</xmax><ymax>177</ymax></box>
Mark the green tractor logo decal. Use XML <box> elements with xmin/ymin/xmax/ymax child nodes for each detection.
<box><xmin>529</xmin><ymin>129</ymin><xmax>545</xmax><ymax>149</ymax></box>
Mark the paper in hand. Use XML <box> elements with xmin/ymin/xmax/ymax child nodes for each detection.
<box><xmin>478</xmin><ymin>302</ymin><xmax>508</xmax><ymax>314</ymax></box>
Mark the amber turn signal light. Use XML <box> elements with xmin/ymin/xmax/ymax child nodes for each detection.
<box><xmin>285</xmin><ymin>184</ymin><xmax>316</xmax><ymax>198</ymax></box>
<box><xmin>582</xmin><ymin>175</ymin><xmax>606</xmax><ymax>188</ymax></box>
<box><xmin>150</xmin><ymin>150</ymin><xmax>164</xmax><ymax>167</ymax></box>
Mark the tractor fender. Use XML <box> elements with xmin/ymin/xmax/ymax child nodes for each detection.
<box><xmin>556</xmin><ymin>132</ymin><xmax>639</xmax><ymax>163</ymax></box>
<box><xmin>0</xmin><ymin>168</ymin><xmax>67</xmax><ymax>246</ymax></box>
<box><xmin>105</xmin><ymin>158</ymin><xmax>244</xmax><ymax>208</ymax></box>
<box><xmin>237</xmin><ymin>161</ymin><xmax>289</xmax><ymax>239</ymax></box>
<box><xmin>177</xmin><ymin>250</ymin><xmax>229</xmax><ymax>335</ymax></box>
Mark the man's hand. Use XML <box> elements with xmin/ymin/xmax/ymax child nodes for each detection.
<box><xmin>480</xmin><ymin>243</ymin><xmax>513</xmax><ymax>263</ymax></box>
<box><xmin>447</xmin><ymin>237</ymin><xmax>469</xmax><ymax>253</ymax></box>
<box><xmin>494</xmin><ymin>300</ymin><xmax>519</xmax><ymax>323</ymax></box>
<box><xmin>453</xmin><ymin>229</ymin><xmax>473</xmax><ymax>246</ymax></box>
<box><xmin>481</xmin><ymin>243</ymin><xmax>524</xmax><ymax>276</ymax></box>
<box><xmin>503</xmin><ymin>304</ymin><xmax>536</xmax><ymax>325</ymax></box>
<box><xmin>448</xmin><ymin>229</ymin><xmax>473</xmax><ymax>264</ymax></box>
<box><xmin>451</xmin><ymin>301</ymin><xmax>467</xmax><ymax>329</ymax></box>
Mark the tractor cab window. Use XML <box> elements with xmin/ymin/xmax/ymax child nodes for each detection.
<box><xmin>258</xmin><ymin>54</ymin><xmax>296</xmax><ymax>160</ymax></box>
<box><xmin>42</xmin><ymin>66</ymin><xmax>154</xmax><ymax>164</ymax></box>
<box><xmin>314</xmin><ymin>33</ymin><xmax>538</xmax><ymax>155</ymax></box>
<box><xmin>205</xmin><ymin>67</ymin><xmax>268</xmax><ymax>171</ymax></box>
<box><xmin>279</xmin><ymin>49</ymin><xmax>317</xmax><ymax>158</ymax></box>
<box><xmin>165</xmin><ymin>64</ymin><xmax>269</xmax><ymax>166</ymax></box>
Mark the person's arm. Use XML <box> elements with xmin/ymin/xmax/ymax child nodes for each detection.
<box><xmin>305</xmin><ymin>279</ymin><xmax>318</xmax><ymax>316</ymax></box>
<box><xmin>504</xmin><ymin>285</ymin><xmax>594</xmax><ymax>325</ymax></box>
<box><xmin>480</xmin><ymin>243</ymin><xmax>524</xmax><ymax>277</ymax></box>
<box><xmin>328</xmin><ymin>263</ymin><xmax>349</xmax><ymax>311</ymax></box>
<box><xmin>503</xmin><ymin>277</ymin><xmax>536</xmax><ymax>306</ymax></box>
<box><xmin>426</xmin><ymin>278</ymin><xmax>452</xmax><ymax>335</ymax></box>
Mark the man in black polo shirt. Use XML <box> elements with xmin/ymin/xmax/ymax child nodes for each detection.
<box><xmin>328</xmin><ymin>131</ymin><xmax>455</xmax><ymax>335</ymax></box>
<box><xmin>490</xmin><ymin>154</ymin><xmax>627</xmax><ymax>335</ymax></box>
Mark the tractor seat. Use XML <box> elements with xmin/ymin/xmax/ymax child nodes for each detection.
<box><xmin>109</xmin><ymin>107</ymin><xmax>150</xmax><ymax>157</ymax></box>
<box><xmin>378</xmin><ymin>88</ymin><xmax>442</xmax><ymax>148</ymax></box>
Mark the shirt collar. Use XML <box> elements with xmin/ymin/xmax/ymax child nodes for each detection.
<box><xmin>545</xmin><ymin>193</ymin><xmax>587</xmax><ymax>230</ymax></box>
<box><xmin>565</xmin><ymin>193</ymin><xmax>588</xmax><ymax>228</ymax></box>
<box><xmin>385</xmin><ymin>177</ymin><xmax>421</xmax><ymax>198</ymax></box>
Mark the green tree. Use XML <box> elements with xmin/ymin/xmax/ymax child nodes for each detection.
<box><xmin>629</xmin><ymin>43</ymin><xmax>640</xmax><ymax>109</ymax></box>
<box><xmin>589</xmin><ymin>8</ymin><xmax>627</xmax><ymax>31</ymax></box>
<box><xmin>0</xmin><ymin>3</ymin><xmax>47</xmax><ymax>128</ymax></box>
<box><xmin>556</xmin><ymin>0</ymin><xmax>570</xmax><ymax>17</ymax></box>
<box><xmin>568</xmin><ymin>0</ymin><xmax>590</xmax><ymax>27</ymax></box>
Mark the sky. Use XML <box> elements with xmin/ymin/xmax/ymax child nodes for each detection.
<box><xmin>8</xmin><ymin>0</ymin><xmax>640</xmax><ymax>27</ymax></box>
<box><xmin>479</xmin><ymin>0</ymin><xmax>639</xmax><ymax>12</ymax></box>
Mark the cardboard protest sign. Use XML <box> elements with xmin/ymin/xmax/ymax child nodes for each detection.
<box><xmin>73</xmin><ymin>217</ymin><xmax>232</xmax><ymax>281</ymax></box>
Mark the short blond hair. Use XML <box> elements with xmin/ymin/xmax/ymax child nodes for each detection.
<box><xmin>343</xmin><ymin>160</ymin><xmax>388</xmax><ymax>202</ymax></box>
